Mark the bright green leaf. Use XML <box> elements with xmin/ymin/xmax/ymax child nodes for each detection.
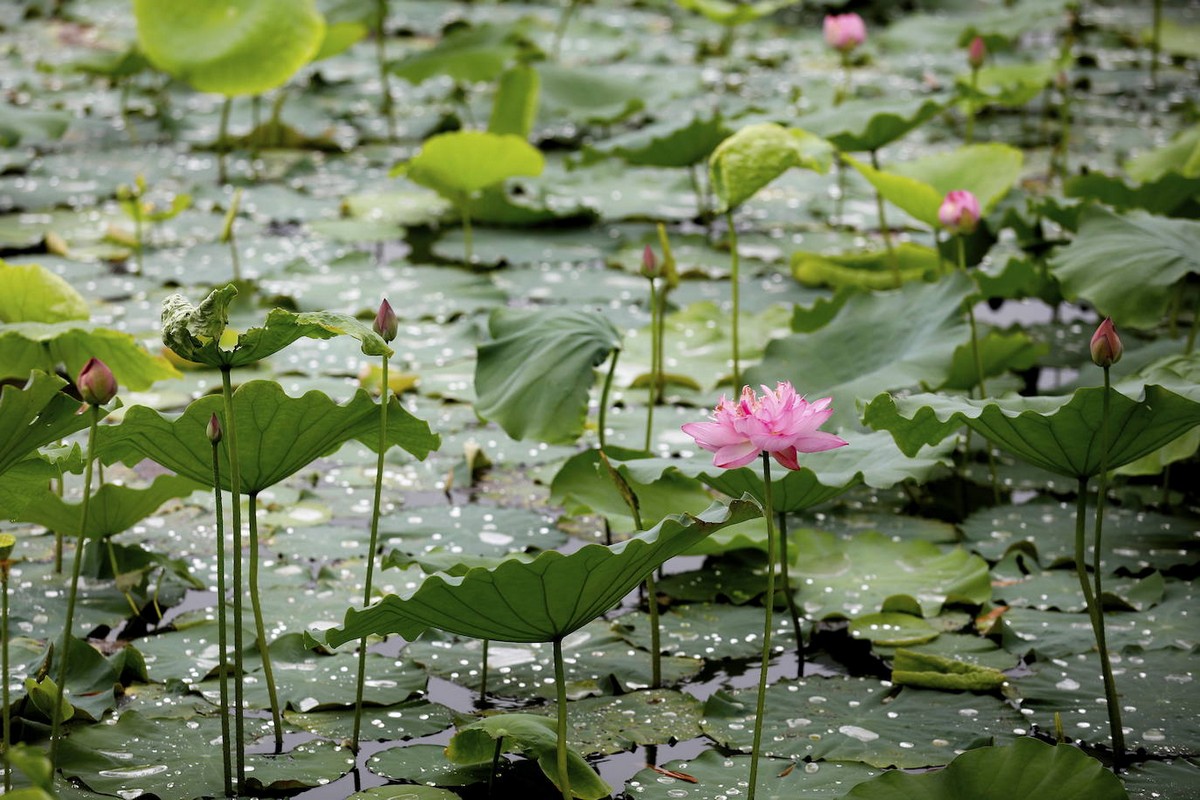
<box><xmin>397</xmin><ymin>130</ymin><xmax>544</xmax><ymax>203</ymax></box>
<box><xmin>709</xmin><ymin>123</ymin><xmax>833</xmax><ymax>211</ymax></box>
<box><xmin>0</xmin><ymin>261</ymin><xmax>88</xmax><ymax>323</ymax></box>
<box><xmin>791</xmin><ymin>242</ymin><xmax>949</xmax><ymax>290</ymax></box>
<box><xmin>0</xmin><ymin>322</ymin><xmax>179</xmax><ymax>390</ymax></box>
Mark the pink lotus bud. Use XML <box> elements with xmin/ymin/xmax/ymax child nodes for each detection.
<box><xmin>641</xmin><ymin>245</ymin><xmax>659</xmax><ymax>278</ymax></box>
<box><xmin>938</xmin><ymin>190</ymin><xmax>981</xmax><ymax>235</ymax></box>
<box><xmin>824</xmin><ymin>13</ymin><xmax>866</xmax><ymax>53</ymax></box>
<box><xmin>1090</xmin><ymin>318</ymin><xmax>1122</xmax><ymax>367</ymax></box>
<box><xmin>373</xmin><ymin>298</ymin><xmax>397</xmax><ymax>343</ymax></box>
<box><xmin>77</xmin><ymin>358</ymin><xmax>117</xmax><ymax>406</ymax></box>
<box><xmin>206</xmin><ymin>413</ymin><xmax>223</xmax><ymax>444</ymax></box>
<box><xmin>968</xmin><ymin>36</ymin><xmax>986</xmax><ymax>69</ymax></box>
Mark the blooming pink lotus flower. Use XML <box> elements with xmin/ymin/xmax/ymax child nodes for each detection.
<box><xmin>938</xmin><ymin>190</ymin><xmax>981</xmax><ymax>235</ymax></box>
<box><xmin>824</xmin><ymin>13</ymin><xmax>866</xmax><ymax>53</ymax></box>
<box><xmin>77</xmin><ymin>357</ymin><xmax>117</xmax><ymax>406</ymax></box>
<box><xmin>682</xmin><ymin>382</ymin><xmax>848</xmax><ymax>470</ymax></box>
<box><xmin>967</xmin><ymin>36</ymin><xmax>987</xmax><ymax>69</ymax></box>
<box><xmin>1090</xmin><ymin>317</ymin><xmax>1123</xmax><ymax>367</ymax></box>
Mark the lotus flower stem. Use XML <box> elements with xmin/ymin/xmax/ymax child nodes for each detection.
<box><xmin>725</xmin><ymin>210</ymin><xmax>741</xmax><ymax>388</ymax></box>
<box><xmin>50</xmin><ymin>405</ymin><xmax>100</xmax><ymax>771</ymax></box>
<box><xmin>597</xmin><ymin>348</ymin><xmax>620</xmax><ymax>452</ymax></box>
<box><xmin>1073</xmin><ymin>477</ymin><xmax>1125</xmax><ymax>771</ymax></box>
<box><xmin>956</xmin><ymin>236</ymin><xmax>1000</xmax><ymax>502</ymax></box>
<box><xmin>376</xmin><ymin>0</ymin><xmax>395</xmax><ymax>140</ymax></box>
<box><xmin>869</xmin><ymin>150</ymin><xmax>899</xmax><ymax>286</ymax></box>
<box><xmin>479</xmin><ymin>639</ymin><xmax>490</xmax><ymax>703</ymax></box>
<box><xmin>219</xmin><ymin>366</ymin><xmax>247</xmax><ymax>790</ymax></box>
<box><xmin>965</xmin><ymin>67</ymin><xmax>979</xmax><ymax>145</ymax></box>
<box><xmin>644</xmin><ymin>278</ymin><xmax>658</xmax><ymax>452</ymax></box>
<box><xmin>54</xmin><ymin>477</ymin><xmax>64</xmax><ymax>573</ymax></box>
<box><xmin>217</xmin><ymin>96</ymin><xmax>232</xmax><ymax>185</ymax></box>
<box><xmin>645</xmin><ymin>572</ymin><xmax>662</xmax><ymax>689</ymax></box>
<box><xmin>1150</xmin><ymin>0</ymin><xmax>1163</xmax><ymax>88</ymax></box>
<box><xmin>552</xmin><ymin>636</ymin><xmax>571</xmax><ymax>800</ymax></box>
<box><xmin>461</xmin><ymin>200</ymin><xmax>474</xmax><ymax>265</ymax></box>
<box><xmin>777</xmin><ymin>511</ymin><xmax>804</xmax><ymax>678</ymax></box>
<box><xmin>489</xmin><ymin>736</ymin><xmax>503</xmax><ymax>797</ymax></box>
<box><xmin>747</xmin><ymin>452</ymin><xmax>778</xmax><ymax>800</ymax></box>
<box><xmin>1</xmin><ymin>536</ymin><xmax>13</xmax><ymax>792</ymax></box>
<box><xmin>247</xmin><ymin>491</ymin><xmax>284</xmax><ymax>749</ymax></box>
<box><xmin>353</xmin><ymin>353</ymin><xmax>391</xmax><ymax>751</ymax></box>
<box><xmin>1185</xmin><ymin>294</ymin><xmax>1199</xmax><ymax>355</ymax></box>
<box><xmin>210</xmin><ymin>427</ymin><xmax>234</xmax><ymax>797</ymax></box>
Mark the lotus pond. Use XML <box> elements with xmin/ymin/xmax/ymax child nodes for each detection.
<box><xmin>1</xmin><ymin>0</ymin><xmax>1199</xmax><ymax>799</ymax></box>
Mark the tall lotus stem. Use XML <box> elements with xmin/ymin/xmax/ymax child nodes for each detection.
<box><xmin>747</xmin><ymin>453</ymin><xmax>778</xmax><ymax>800</ymax></box>
<box><xmin>247</xmin><ymin>491</ymin><xmax>283</xmax><ymax>749</ymax></box>
<box><xmin>376</xmin><ymin>0</ymin><xmax>395</xmax><ymax>140</ymax></box>
<box><xmin>642</xmin><ymin>245</ymin><xmax>661</xmax><ymax>452</ymax></box>
<box><xmin>220</xmin><ymin>188</ymin><xmax>243</xmax><ymax>283</ymax></box>
<box><xmin>353</xmin><ymin>312</ymin><xmax>393</xmax><ymax>750</ymax></box>
<box><xmin>777</xmin><ymin>511</ymin><xmax>804</xmax><ymax>678</ymax></box>
<box><xmin>837</xmin><ymin>50</ymin><xmax>852</xmax><ymax>105</ymax></box>
<box><xmin>208</xmin><ymin>415</ymin><xmax>233</xmax><ymax>796</ymax></box>
<box><xmin>217</xmin><ymin>96</ymin><xmax>232</xmax><ymax>185</ymax></box>
<box><xmin>219</xmin><ymin>366</ymin><xmax>247</xmax><ymax>790</ymax></box>
<box><xmin>552</xmin><ymin>636</ymin><xmax>571</xmax><ymax>800</ymax></box>
<box><xmin>870</xmin><ymin>150</ymin><xmax>899</xmax><ymax>287</ymax></box>
<box><xmin>1150</xmin><ymin>0</ymin><xmax>1163</xmax><ymax>88</ymax></box>
<box><xmin>597</xmin><ymin>349</ymin><xmax>620</xmax><ymax>453</ymax></box>
<box><xmin>965</xmin><ymin>36</ymin><xmax>986</xmax><ymax>144</ymax></box>
<box><xmin>725</xmin><ymin>210</ymin><xmax>741</xmax><ymax>388</ymax></box>
<box><xmin>1</xmin><ymin>534</ymin><xmax>13</xmax><ymax>792</ymax></box>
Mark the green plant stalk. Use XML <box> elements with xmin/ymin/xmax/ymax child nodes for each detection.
<box><xmin>247</xmin><ymin>491</ymin><xmax>283</xmax><ymax>750</ymax></box>
<box><xmin>376</xmin><ymin>0</ymin><xmax>395</xmax><ymax>140</ymax></box>
<box><xmin>834</xmin><ymin>158</ymin><xmax>847</xmax><ymax>228</ymax></box>
<box><xmin>218</xmin><ymin>96</ymin><xmax>232</xmax><ymax>185</ymax></box>
<box><xmin>352</xmin><ymin>354</ymin><xmax>390</xmax><ymax>751</ymax></box>
<box><xmin>480</xmin><ymin>638</ymin><xmax>490</xmax><ymax>703</ymax></box>
<box><xmin>747</xmin><ymin>452</ymin><xmax>778</xmax><ymax>800</ymax></box>
<box><xmin>1186</xmin><ymin>291</ymin><xmax>1199</xmax><ymax>355</ymax></box>
<box><xmin>965</xmin><ymin>67</ymin><xmax>979</xmax><ymax>144</ymax></box>
<box><xmin>132</xmin><ymin>195</ymin><xmax>144</xmax><ymax>275</ymax></box>
<box><xmin>644</xmin><ymin>279</ymin><xmax>658</xmax><ymax>452</ymax></box>
<box><xmin>2</xmin><ymin>559</ymin><xmax>10</xmax><ymax>793</ymax></box>
<box><xmin>1073</xmin><ymin>476</ymin><xmax>1125</xmax><ymax>771</ymax></box>
<box><xmin>227</xmin><ymin>232</ymin><xmax>241</xmax><ymax>284</ymax></box>
<box><xmin>645</xmin><ymin>572</ymin><xmax>662</xmax><ymax>689</ymax></box>
<box><xmin>1150</xmin><ymin>0</ymin><xmax>1163</xmax><ymax>87</ymax></box>
<box><xmin>268</xmin><ymin>89</ymin><xmax>288</xmax><ymax>146</ymax></box>
<box><xmin>1056</xmin><ymin>76</ymin><xmax>1071</xmax><ymax>181</ymax></box>
<box><xmin>777</xmin><ymin>511</ymin><xmax>804</xmax><ymax>678</ymax></box>
<box><xmin>870</xmin><ymin>150</ymin><xmax>899</xmax><ymax>287</ymax></box>
<box><xmin>552</xmin><ymin>636</ymin><xmax>571</xmax><ymax>800</ymax></box>
<box><xmin>837</xmin><ymin>50</ymin><xmax>852</xmax><ymax>106</ymax></box>
<box><xmin>488</xmin><ymin>736</ymin><xmax>502</xmax><ymax>797</ymax></box>
<box><xmin>957</xmin><ymin>236</ymin><xmax>1000</xmax><ymax>502</ymax></box>
<box><xmin>461</xmin><ymin>199</ymin><xmax>474</xmax><ymax>265</ymax></box>
<box><xmin>50</xmin><ymin>405</ymin><xmax>99</xmax><ymax>771</ymax></box>
<box><xmin>54</xmin><ymin>477</ymin><xmax>64</xmax><ymax>573</ymax></box>
<box><xmin>553</xmin><ymin>0</ymin><xmax>583</xmax><ymax>61</ymax></box>
<box><xmin>106</xmin><ymin>540</ymin><xmax>140</xmax><ymax>615</ymax></box>
<box><xmin>211</xmin><ymin>436</ymin><xmax>233</xmax><ymax>797</ymax></box>
<box><xmin>219</xmin><ymin>366</ymin><xmax>247</xmax><ymax>790</ymax></box>
<box><xmin>726</xmin><ymin>210</ymin><xmax>741</xmax><ymax>389</ymax></box>
<box><xmin>597</xmin><ymin>349</ymin><xmax>620</xmax><ymax>453</ymax></box>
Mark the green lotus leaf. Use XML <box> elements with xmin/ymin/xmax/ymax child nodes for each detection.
<box><xmin>488</xmin><ymin>65</ymin><xmax>540</xmax><ymax>138</ymax></box>
<box><xmin>1126</xmin><ymin>123</ymin><xmax>1200</xmax><ymax>181</ymax></box>
<box><xmin>841</xmin><ymin>737</ymin><xmax>1128</xmax><ymax>799</ymax></box>
<box><xmin>863</xmin><ymin>384</ymin><xmax>1200</xmax><ymax>479</ymax></box>
<box><xmin>0</xmin><ymin>371</ymin><xmax>96</xmax><ymax>476</ymax></box>
<box><xmin>959</xmin><ymin>60</ymin><xmax>1059</xmax><ymax>107</ymax></box>
<box><xmin>447</xmin><ymin>713</ymin><xmax>611</xmax><ymax>800</ymax></box>
<box><xmin>392</xmin><ymin>21</ymin><xmax>531</xmax><ymax>85</ymax></box>
<box><xmin>791</xmin><ymin>242</ymin><xmax>949</xmax><ymax>290</ymax></box>
<box><xmin>324</xmin><ymin>497</ymin><xmax>761</xmax><ymax>645</ymax></box>
<box><xmin>13</xmin><ymin>474</ymin><xmax>203</xmax><ymax>540</ymax></box>
<box><xmin>1048</xmin><ymin>206</ymin><xmax>1200</xmax><ymax>329</ymax></box>
<box><xmin>395</xmin><ymin>130</ymin><xmax>544</xmax><ymax>204</ymax></box>
<box><xmin>0</xmin><ymin>456</ymin><xmax>66</xmax><ymax>519</ymax></box>
<box><xmin>674</xmin><ymin>0</ymin><xmax>794</xmax><ymax>27</ymax></box>
<box><xmin>474</xmin><ymin>307</ymin><xmax>622</xmax><ymax>445</ymax></box>
<box><xmin>849</xmin><ymin>613</ymin><xmax>940</xmax><ymax>647</ymax></box>
<box><xmin>1064</xmin><ymin>171</ymin><xmax>1200</xmax><ymax>217</ymax></box>
<box><xmin>626</xmin><ymin>749</ymin><xmax>879</xmax><ymax>800</ymax></box>
<box><xmin>746</xmin><ymin>273</ymin><xmax>973</xmax><ymax>427</ymax></box>
<box><xmin>0</xmin><ymin>322</ymin><xmax>179</xmax><ymax>390</ymax></box>
<box><xmin>96</xmin><ymin>381</ymin><xmax>439</xmax><ymax>493</ymax></box>
<box><xmin>161</xmin><ymin>284</ymin><xmax>392</xmax><ymax>368</ymax></box>
<box><xmin>134</xmin><ymin>0</ymin><xmax>326</xmax><ymax>96</ymax></box>
<box><xmin>709</xmin><ymin>123</ymin><xmax>833</xmax><ymax>211</ymax></box>
<box><xmin>890</xmin><ymin>648</ymin><xmax>1008</xmax><ymax>691</ymax></box>
<box><xmin>0</xmin><ymin>104</ymin><xmax>69</xmax><ymax>147</ymax></box>
<box><xmin>845</xmin><ymin>143</ymin><xmax>1023</xmax><ymax>229</ymax></box>
<box><xmin>0</xmin><ymin>261</ymin><xmax>88</xmax><ymax>323</ymax></box>
<box><xmin>584</xmin><ymin>110</ymin><xmax>731</xmax><ymax>168</ymax></box>
<box><xmin>799</xmin><ymin>95</ymin><xmax>945</xmax><ymax>153</ymax></box>
<box><xmin>537</xmin><ymin>64</ymin><xmax>647</xmax><ymax>126</ymax></box>
<box><xmin>311</xmin><ymin>0</ymin><xmax>373</xmax><ymax>61</ymax></box>
<box><xmin>940</xmin><ymin>328</ymin><xmax>1048</xmax><ymax>392</ymax></box>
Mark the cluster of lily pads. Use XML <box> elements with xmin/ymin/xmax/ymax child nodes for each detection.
<box><xmin>0</xmin><ymin>0</ymin><xmax>1198</xmax><ymax>799</ymax></box>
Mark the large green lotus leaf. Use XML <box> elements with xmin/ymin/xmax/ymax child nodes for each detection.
<box><xmin>405</xmin><ymin>622</ymin><xmax>702</xmax><ymax>701</ymax></box>
<box><xmin>614</xmin><ymin>602</ymin><xmax>799</xmax><ymax>661</ymax></box>
<box><xmin>287</xmin><ymin>698</ymin><xmax>454</xmax><ymax>742</ymax></box>
<box><xmin>940</xmin><ymin>328</ymin><xmax>1048</xmax><ymax>391</ymax></box>
<box><xmin>791</xmin><ymin>243</ymin><xmax>948</xmax><ymax>290</ymax></box>
<box><xmin>161</xmin><ymin>284</ymin><xmax>392</xmax><ymax>368</ymax></box>
<box><xmin>584</xmin><ymin>111</ymin><xmax>731</xmax><ymax>168</ymax></box>
<box><xmin>0</xmin><ymin>104</ymin><xmax>70</xmax><ymax>147</ymax></box>
<box><xmin>310</xmin><ymin>0</ymin><xmax>371</xmax><ymax>61</ymax></box>
<box><xmin>368</xmin><ymin>744</ymin><xmax>493</xmax><ymax>787</ymax></box>
<box><xmin>799</xmin><ymin>96</ymin><xmax>945</xmax><ymax>153</ymax></box>
<box><xmin>14</xmin><ymin>474</ymin><xmax>202</xmax><ymax>539</ymax></box>
<box><xmin>1017</xmin><ymin>648</ymin><xmax>1200</xmax><ymax>757</ymax></box>
<box><xmin>791</xmin><ymin>529</ymin><xmax>991</xmax><ymax>619</ymax></box>
<box><xmin>746</xmin><ymin>273</ymin><xmax>974</xmax><ymax>427</ymax></box>
<box><xmin>962</xmin><ymin>60</ymin><xmax>1059</xmax><ymax>107</ymax></box>
<box><xmin>0</xmin><ymin>456</ymin><xmax>64</xmax><ymax>519</ymax></box>
<box><xmin>849</xmin><ymin>612</ymin><xmax>940</xmax><ymax>647</ymax></box>
<box><xmin>325</xmin><ymin>497</ymin><xmax>760</xmax><ymax>645</ymax></box>
<box><xmin>348</xmin><ymin>786</ymin><xmax>461</xmax><ymax>800</ymax></box>
<box><xmin>392</xmin><ymin>21</ymin><xmax>529</xmax><ymax>85</ymax></box>
<box><xmin>447</xmin><ymin>713</ymin><xmax>612</xmax><ymax>800</ymax></box>
<box><xmin>626</xmin><ymin>749</ymin><xmax>879</xmax><ymax>799</ymax></box>
<box><xmin>397</xmin><ymin>131</ymin><xmax>544</xmax><ymax>202</ymax></box>
<box><xmin>625</xmin><ymin>430</ymin><xmax>951</xmax><ymax>513</ymax></box>
<box><xmin>379</xmin><ymin>504</ymin><xmax>567</xmax><ymax>561</ymax></box>
<box><xmin>841</xmin><ymin>737</ymin><xmax>1127</xmax><ymax>800</ymax></box>
<box><xmin>133</xmin><ymin>0</ymin><xmax>325</xmax><ymax>96</ymax></box>
<box><xmin>59</xmin><ymin>711</ymin><xmax>352</xmax><ymax>798</ymax></box>
<box><xmin>474</xmin><ymin>307</ymin><xmax>621</xmax><ymax>445</ymax></box>
<box><xmin>874</xmin><ymin>632</ymin><xmax>1018</xmax><ymax>673</ymax></box>
<box><xmin>533</xmin><ymin>689</ymin><xmax>703</xmax><ymax>756</ymax></box>
<box><xmin>1064</xmin><ymin>171</ymin><xmax>1200</xmax><ymax>217</ymax></box>
<box><xmin>1117</xmin><ymin>426</ymin><xmax>1200</xmax><ymax>477</ymax></box>
<box><xmin>1048</xmin><ymin>206</ymin><xmax>1200</xmax><ymax>329</ymax></box>
<box><xmin>674</xmin><ymin>0</ymin><xmax>794</xmax><ymax>26</ymax></box>
<box><xmin>1123</xmin><ymin>758</ymin><xmax>1200</xmax><ymax>800</ymax></box>
<box><xmin>709</xmin><ymin>123</ymin><xmax>833</xmax><ymax>211</ymax></box>
<box><xmin>0</xmin><ymin>322</ymin><xmax>180</xmax><ymax>390</ymax></box>
<box><xmin>846</xmin><ymin>143</ymin><xmax>1023</xmax><ymax>228</ymax></box>
<box><xmin>863</xmin><ymin>384</ymin><xmax>1200</xmax><ymax>479</ymax></box>
<box><xmin>537</xmin><ymin>64</ymin><xmax>647</xmax><ymax>126</ymax></box>
<box><xmin>1126</xmin><ymin>124</ymin><xmax>1200</xmax><ymax>182</ymax></box>
<box><xmin>994</xmin><ymin>570</ymin><xmax>1165</xmax><ymax>614</ymax></box>
<box><xmin>96</xmin><ymin>381</ymin><xmax>439</xmax><ymax>493</ymax></box>
<box><xmin>0</xmin><ymin>261</ymin><xmax>88</xmax><ymax>323</ymax></box>
<box><xmin>549</xmin><ymin>448</ymin><xmax>716</xmax><ymax>535</ymax></box>
<box><xmin>701</xmin><ymin>678</ymin><xmax>1024</xmax><ymax>768</ymax></box>
<box><xmin>0</xmin><ymin>371</ymin><xmax>95</xmax><ymax>476</ymax></box>
<box><xmin>6</xmin><ymin>559</ymin><xmax>134</xmax><ymax>640</ymax></box>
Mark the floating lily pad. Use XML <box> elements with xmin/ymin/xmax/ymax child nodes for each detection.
<box><xmin>369</xmin><ymin>744</ymin><xmax>493</xmax><ymax>787</ymax></box>
<box><xmin>613</xmin><ymin>603</ymin><xmax>798</xmax><ymax>661</ymax></box>
<box><xmin>625</xmin><ymin>749</ymin><xmax>879</xmax><ymax>800</ymax></box>
<box><xmin>286</xmin><ymin>698</ymin><xmax>455</xmax><ymax>741</ymax></box>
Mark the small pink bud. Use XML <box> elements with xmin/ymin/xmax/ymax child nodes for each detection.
<box><xmin>77</xmin><ymin>358</ymin><xmax>117</xmax><ymax>406</ymax></box>
<box><xmin>968</xmin><ymin>36</ymin><xmax>986</xmax><ymax>69</ymax></box>
<box><xmin>1090</xmin><ymin>318</ymin><xmax>1122</xmax><ymax>367</ymax></box>
<box><xmin>206</xmin><ymin>413</ymin><xmax>223</xmax><ymax>444</ymax></box>
<box><xmin>824</xmin><ymin>13</ymin><xmax>866</xmax><ymax>53</ymax></box>
<box><xmin>373</xmin><ymin>298</ymin><xmax>397</xmax><ymax>343</ymax></box>
<box><xmin>938</xmin><ymin>190</ymin><xmax>981</xmax><ymax>235</ymax></box>
<box><xmin>641</xmin><ymin>245</ymin><xmax>659</xmax><ymax>278</ymax></box>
